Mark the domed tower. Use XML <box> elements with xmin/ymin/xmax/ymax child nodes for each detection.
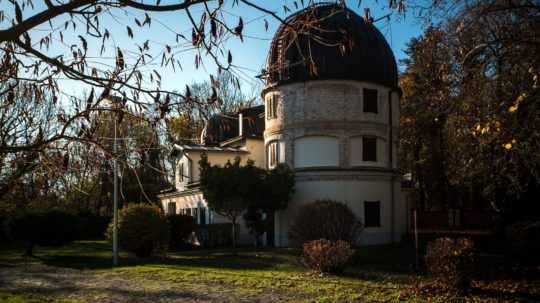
<box><xmin>263</xmin><ymin>3</ymin><xmax>404</xmax><ymax>246</ymax></box>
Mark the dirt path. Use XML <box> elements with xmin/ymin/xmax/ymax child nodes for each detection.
<box><xmin>0</xmin><ymin>264</ymin><xmax>287</xmax><ymax>303</ymax></box>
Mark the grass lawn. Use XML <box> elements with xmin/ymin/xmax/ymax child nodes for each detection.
<box><xmin>0</xmin><ymin>241</ymin><xmax>537</xmax><ymax>302</ymax></box>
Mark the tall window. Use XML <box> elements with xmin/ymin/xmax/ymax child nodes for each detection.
<box><xmin>167</xmin><ymin>202</ymin><xmax>176</xmax><ymax>215</ymax></box>
<box><xmin>362</xmin><ymin>137</ymin><xmax>377</xmax><ymax>162</ymax></box>
<box><xmin>268</xmin><ymin>141</ymin><xmax>279</xmax><ymax>168</ymax></box>
<box><xmin>267</xmin><ymin>95</ymin><xmax>278</xmax><ymax>119</ymax></box>
<box><xmin>178</xmin><ymin>163</ymin><xmax>184</xmax><ymax>182</ymax></box>
<box><xmin>364</xmin><ymin>201</ymin><xmax>381</xmax><ymax>227</ymax></box>
<box><xmin>363</xmin><ymin>88</ymin><xmax>378</xmax><ymax>113</ymax></box>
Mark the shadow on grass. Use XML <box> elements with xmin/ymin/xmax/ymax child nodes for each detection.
<box><xmin>22</xmin><ymin>242</ymin><xmax>299</xmax><ymax>272</ymax></box>
<box><xmin>350</xmin><ymin>243</ymin><xmax>417</xmax><ymax>274</ymax></box>
<box><xmin>4</xmin><ymin>240</ymin><xmax>418</xmax><ymax>281</ymax></box>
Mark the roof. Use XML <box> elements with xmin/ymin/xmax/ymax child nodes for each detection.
<box><xmin>201</xmin><ymin>105</ymin><xmax>264</xmax><ymax>145</ymax></box>
<box><xmin>265</xmin><ymin>3</ymin><xmax>398</xmax><ymax>88</ymax></box>
<box><xmin>173</xmin><ymin>143</ymin><xmax>249</xmax><ymax>153</ymax></box>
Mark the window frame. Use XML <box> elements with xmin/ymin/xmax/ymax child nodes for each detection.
<box><xmin>362</xmin><ymin>136</ymin><xmax>378</xmax><ymax>162</ymax></box>
<box><xmin>266</xmin><ymin>95</ymin><xmax>278</xmax><ymax>120</ymax></box>
<box><xmin>167</xmin><ymin>202</ymin><xmax>176</xmax><ymax>215</ymax></box>
<box><xmin>363</xmin><ymin>88</ymin><xmax>379</xmax><ymax>114</ymax></box>
<box><xmin>364</xmin><ymin>201</ymin><xmax>381</xmax><ymax>228</ymax></box>
<box><xmin>268</xmin><ymin>141</ymin><xmax>279</xmax><ymax>168</ymax></box>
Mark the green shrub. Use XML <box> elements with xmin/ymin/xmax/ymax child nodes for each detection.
<box><xmin>7</xmin><ymin>210</ymin><xmax>80</xmax><ymax>255</ymax></box>
<box><xmin>202</xmin><ymin>223</ymin><xmax>233</xmax><ymax>248</ymax></box>
<box><xmin>77</xmin><ymin>214</ymin><xmax>111</xmax><ymax>240</ymax></box>
<box><xmin>302</xmin><ymin>239</ymin><xmax>355</xmax><ymax>274</ymax></box>
<box><xmin>505</xmin><ymin>220</ymin><xmax>540</xmax><ymax>267</ymax></box>
<box><xmin>167</xmin><ymin>214</ymin><xmax>197</xmax><ymax>250</ymax></box>
<box><xmin>425</xmin><ymin>237</ymin><xmax>475</xmax><ymax>291</ymax></box>
<box><xmin>106</xmin><ymin>204</ymin><xmax>170</xmax><ymax>258</ymax></box>
<box><xmin>289</xmin><ymin>200</ymin><xmax>362</xmax><ymax>246</ymax></box>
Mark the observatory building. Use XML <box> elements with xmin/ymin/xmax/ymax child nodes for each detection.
<box><xmin>159</xmin><ymin>3</ymin><xmax>406</xmax><ymax>246</ymax></box>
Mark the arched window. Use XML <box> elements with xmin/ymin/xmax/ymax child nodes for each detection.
<box><xmin>294</xmin><ymin>136</ymin><xmax>339</xmax><ymax>168</ymax></box>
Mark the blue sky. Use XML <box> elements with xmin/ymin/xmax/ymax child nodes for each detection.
<box><xmin>147</xmin><ymin>0</ymin><xmax>425</xmax><ymax>95</ymax></box>
<box><xmin>17</xmin><ymin>0</ymin><xmax>425</xmax><ymax>100</ymax></box>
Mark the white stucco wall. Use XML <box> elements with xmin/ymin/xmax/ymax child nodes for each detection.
<box><xmin>160</xmin><ymin>191</ymin><xmax>253</xmax><ymax>245</ymax></box>
<box><xmin>264</xmin><ymin>80</ymin><xmax>404</xmax><ymax>247</ymax></box>
<box><xmin>274</xmin><ymin>177</ymin><xmax>405</xmax><ymax>247</ymax></box>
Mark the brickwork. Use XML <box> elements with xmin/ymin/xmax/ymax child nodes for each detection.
<box><xmin>263</xmin><ymin>80</ymin><xmax>399</xmax><ymax>169</ymax></box>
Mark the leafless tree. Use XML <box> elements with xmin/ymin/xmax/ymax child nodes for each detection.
<box><xmin>0</xmin><ymin>0</ymin><xmax>404</xmax><ymax>202</ymax></box>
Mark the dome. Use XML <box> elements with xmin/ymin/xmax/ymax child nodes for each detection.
<box><xmin>266</xmin><ymin>3</ymin><xmax>398</xmax><ymax>88</ymax></box>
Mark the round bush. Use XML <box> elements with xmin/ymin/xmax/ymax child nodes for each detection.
<box><xmin>106</xmin><ymin>204</ymin><xmax>170</xmax><ymax>258</ymax></box>
<box><xmin>288</xmin><ymin>200</ymin><xmax>362</xmax><ymax>246</ymax></box>
<box><xmin>425</xmin><ymin>237</ymin><xmax>475</xmax><ymax>291</ymax></box>
<box><xmin>302</xmin><ymin>239</ymin><xmax>355</xmax><ymax>274</ymax></box>
<box><xmin>8</xmin><ymin>210</ymin><xmax>80</xmax><ymax>255</ymax></box>
<box><xmin>167</xmin><ymin>214</ymin><xmax>197</xmax><ymax>250</ymax></box>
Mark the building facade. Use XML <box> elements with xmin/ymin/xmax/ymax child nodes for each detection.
<box><xmin>159</xmin><ymin>3</ymin><xmax>407</xmax><ymax>246</ymax></box>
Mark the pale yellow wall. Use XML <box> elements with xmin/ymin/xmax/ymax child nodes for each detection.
<box><xmin>186</xmin><ymin>151</ymin><xmax>250</xmax><ymax>184</ymax></box>
<box><xmin>175</xmin><ymin>140</ymin><xmax>264</xmax><ymax>188</ymax></box>
<box><xmin>245</xmin><ymin>138</ymin><xmax>265</xmax><ymax>168</ymax></box>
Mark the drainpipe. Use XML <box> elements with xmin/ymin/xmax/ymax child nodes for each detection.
<box><xmin>388</xmin><ymin>89</ymin><xmax>396</xmax><ymax>244</ymax></box>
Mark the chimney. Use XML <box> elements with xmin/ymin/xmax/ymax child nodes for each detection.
<box><xmin>238</xmin><ymin>113</ymin><xmax>243</xmax><ymax>137</ymax></box>
<box><xmin>364</xmin><ymin>8</ymin><xmax>373</xmax><ymax>23</ymax></box>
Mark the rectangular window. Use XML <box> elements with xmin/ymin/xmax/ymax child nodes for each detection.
<box><xmin>362</xmin><ymin>137</ymin><xmax>377</xmax><ymax>162</ymax></box>
<box><xmin>167</xmin><ymin>202</ymin><xmax>176</xmax><ymax>215</ymax></box>
<box><xmin>363</xmin><ymin>88</ymin><xmax>378</xmax><ymax>113</ymax></box>
<box><xmin>364</xmin><ymin>201</ymin><xmax>381</xmax><ymax>227</ymax></box>
<box><xmin>267</xmin><ymin>95</ymin><xmax>278</xmax><ymax>119</ymax></box>
<box><xmin>269</xmin><ymin>142</ymin><xmax>279</xmax><ymax>168</ymax></box>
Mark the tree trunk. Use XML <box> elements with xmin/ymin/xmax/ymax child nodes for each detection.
<box><xmin>231</xmin><ymin>218</ymin><xmax>237</xmax><ymax>249</ymax></box>
<box><xmin>266</xmin><ymin>211</ymin><xmax>275</xmax><ymax>247</ymax></box>
<box><xmin>24</xmin><ymin>241</ymin><xmax>34</xmax><ymax>257</ymax></box>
